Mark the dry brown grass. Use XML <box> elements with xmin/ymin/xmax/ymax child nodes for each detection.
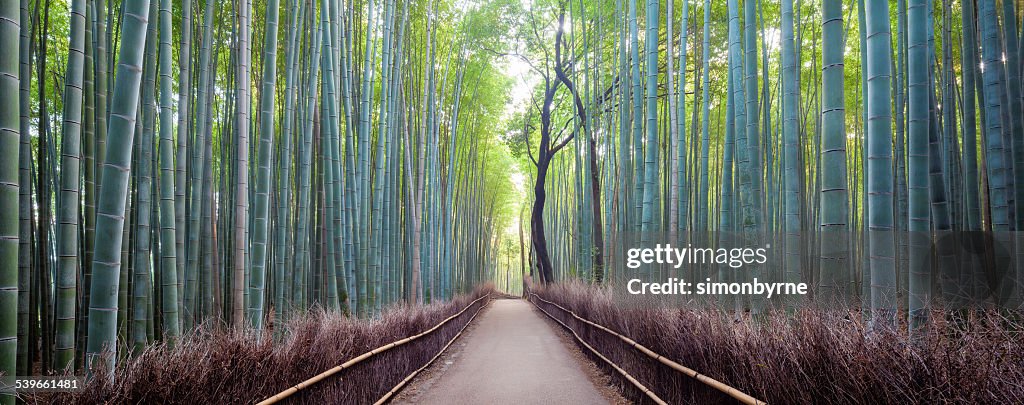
<box><xmin>26</xmin><ymin>285</ymin><xmax>492</xmax><ymax>404</ymax></box>
<box><xmin>532</xmin><ymin>282</ymin><xmax>1024</xmax><ymax>405</ymax></box>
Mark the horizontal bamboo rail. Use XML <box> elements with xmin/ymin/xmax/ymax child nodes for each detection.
<box><xmin>529</xmin><ymin>292</ymin><xmax>767</xmax><ymax>405</ymax></box>
<box><xmin>256</xmin><ymin>294</ymin><xmax>492</xmax><ymax>405</ymax></box>
<box><xmin>373</xmin><ymin>298</ymin><xmax>490</xmax><ymax>405</ymax></box>
<box><xmin>530</xmin><ymin>296</ymin><xmax>669</xmax><ymax>405</ymax></box>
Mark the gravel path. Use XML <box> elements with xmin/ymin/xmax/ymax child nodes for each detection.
<box><xmin>394</xmin><ymin>299</ymin><xmax>619</xmax><ymax>405</ymax></box>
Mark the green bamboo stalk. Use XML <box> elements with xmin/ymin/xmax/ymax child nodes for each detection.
<box><xmin>731</xmin><ymin>0</ymin><xmax>750</xmax><ymax>259</ymax></box>
<box><xmin>743</xmin><ymin>0</ymin><xmax>762</xmax><ymax>234</ymax></box>
<box><xmin>698</xmin><ymin>0</ymin><xmax>710</xmax><ymax>233</ymax></box>
<box><xmin>322</xmin><ymin>0</ymin><xmax>348</xmax><ymax>312</ymax></box>
<box><xmin>667</xmin><ymin>0</ymin><xmax>678</xmax><ymax>236</ymax></box>
<box><xmin>93</xmin><ymin>0</ymin><xmax>107</xmax><ymax>192</ymax></box>
<box><xmin>961</xmin><ymin>0</ymin><xmax>981</xmax><ymax>231</ymax></box>
<box><xmin>443</xmin><ymin>52</ymin><xmax>469</xmax><ymax>298</ymax></box>
<box><xmin>402</xmin><ymin>94</ymin><xmax>422</xmax><ymax>304</ymax></box>
<box><xmin>15</xmin><ymin>0</ymin><xmax>30</xmax><ymax>378</ymax></box>
<box><xmin>173</xmin><ymin>0</ymin><xmax>191</xmax><ymax>333</ymax></box>
<box><xmin>616</xmin><ymin>0</ymin><xmax>631</xmax><ymax>243</ymax></box>
<box><xmin>780</xmin><ymin>0</ymin><xmax>800</xmax><ymax>296</ymax></box>
<box><xmin>639</xmin><ymin>0</ymin><xmax>659</xmax><ymax>248</ymax></box>
<box><xmin>119</xmin><ymin>118</ymin><xmax>137</xmax><ymax>346</ymax></box>
<box><xmin>275</xmin><ymin>0</ymin><xmax>303</xmax><ymax>324</ymax></box>
<box><xmin>720</xmin><ymin>66</ymin><xmax>736</xmax><ymax>308</ymax></box>
<box><xmin>675</xmin><ymin>0</ymin><xmax>690</xmax><ymax>238</ymax></box>
<box><xmin>54</xmin><ymin>0</ymin><xmax>87</xmax><ymax>371</ymax></box>
<box><xmin>186</xmin><ymin>0</ymin><xmax>216</xmax><ymax>330</ymax></box>
<box><xmin>629</xmin><ymin>0</ymin><xmax>643</xmax><ymax>228</ymax></box>
<box><xmin>339</xmin><ymin>0</ymin><xmax>359</xmax><ymax>309</ymax></box>
<box><xmin>865</xmin><ymin>0</ymin><xmax>896</xmax><ymax>324</ymax></box>
<box><xmin>856</xmin><ymin>0</ymin><xmax>871</xmax><ymax>309</ymax></box>
<box><xmin>232</xmin><ymin>0</ymin><xmax>252</xmax><ymax>328</ymax></box>
<box><xmin>894</xmin><ymin>0</ymin><xmax>908</xmax><ymax>305</ymax></box>
<box><xmin>818</xmin><ymin>0</ymin><xmax>848</xmax><ymax>302</ymax></box>
<box><xmin>978</xmin><ymin>0</ymin><xmax>1014</xmax><ymax>308</ymax></box>
<box><xmin>157</xmin><ymin>0</ymin><xmax>179</xmax><ymax>341</ymax></box>
<box><xmin>370</xmin><ymin>0</ymin><xmax>397</xmax><ymax>310</ymax></box>
<box><xmin>979</xmin><ymin>0</ymin><xmax>1009</xmax><ymax>231</ymax></box>
<box><xmin>293</xmin><ymin>20</ymin><xmax>321</xmax><ymax>312</ymax></box>
<box><xmin>1</xmin><ymin>0</ymin><xmax>22</xmax><ymax>396</ymax></box>
<box><xmin>249</xmin><ymin>0</ymin><xmax>280</xmax><ymax>329</ymax></box>
<box><xmin>86</xmin><ymin>0</ymin><xmax>152</xmax><ymax>374</ymax></box>
<box><xmin>1001</xmin><ymin>0</ymin><xmax>1023</xmax><ymax>228</ymax></box>
<box><xmin>34</xmin><ymin>0</ymin><xmax>54</xmax><ymax>373</ymax></box>
<box><xmin>907</xmin><ymin>0</ymin><xmax>930</xmax><ymax>330</ymax></box>
<box><xmin>77</xmin><ymin>0</ymin><xmax>96</xmax><ymax>369</ymax></box>
<box><xmin>357</xmin><ymin>0</ymin><xmax>377</xmax><ymax>313</ymax></box>
<box><xmin>133</xmin><ymin>0</ymin><xmax>158</xmax><ymax>353</ymax></box>
<box><xmin>938</xmin><ymin>0</ymin><xmax>960</xmax><ymax>310</ymax></box>
<box><xmin>198</xmin><ymin>75</ymin><xmax>215</xmax><ymax>320</ymax></box>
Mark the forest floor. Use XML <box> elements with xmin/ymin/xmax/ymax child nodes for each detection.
<box><xmin>393</xmin><ymin>298</ymin><xmax>626</xmax><ymax>404</ymax></box>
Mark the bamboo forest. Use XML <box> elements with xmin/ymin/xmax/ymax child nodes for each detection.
<box><xmin>1</xmin><ymin>0</ymin><xmax>1023</xmax><ymax>403</ymax></box>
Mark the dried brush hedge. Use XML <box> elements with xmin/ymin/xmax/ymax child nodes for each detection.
<box><xmin>26</xmin><ymin>285</ymin><xmax>493</xmax><ymax>404</ymax></box>
<box><xmin>532</xmin><ymin>282</ymin><xmax>1024</xmax><ymax>404</ymax></box>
